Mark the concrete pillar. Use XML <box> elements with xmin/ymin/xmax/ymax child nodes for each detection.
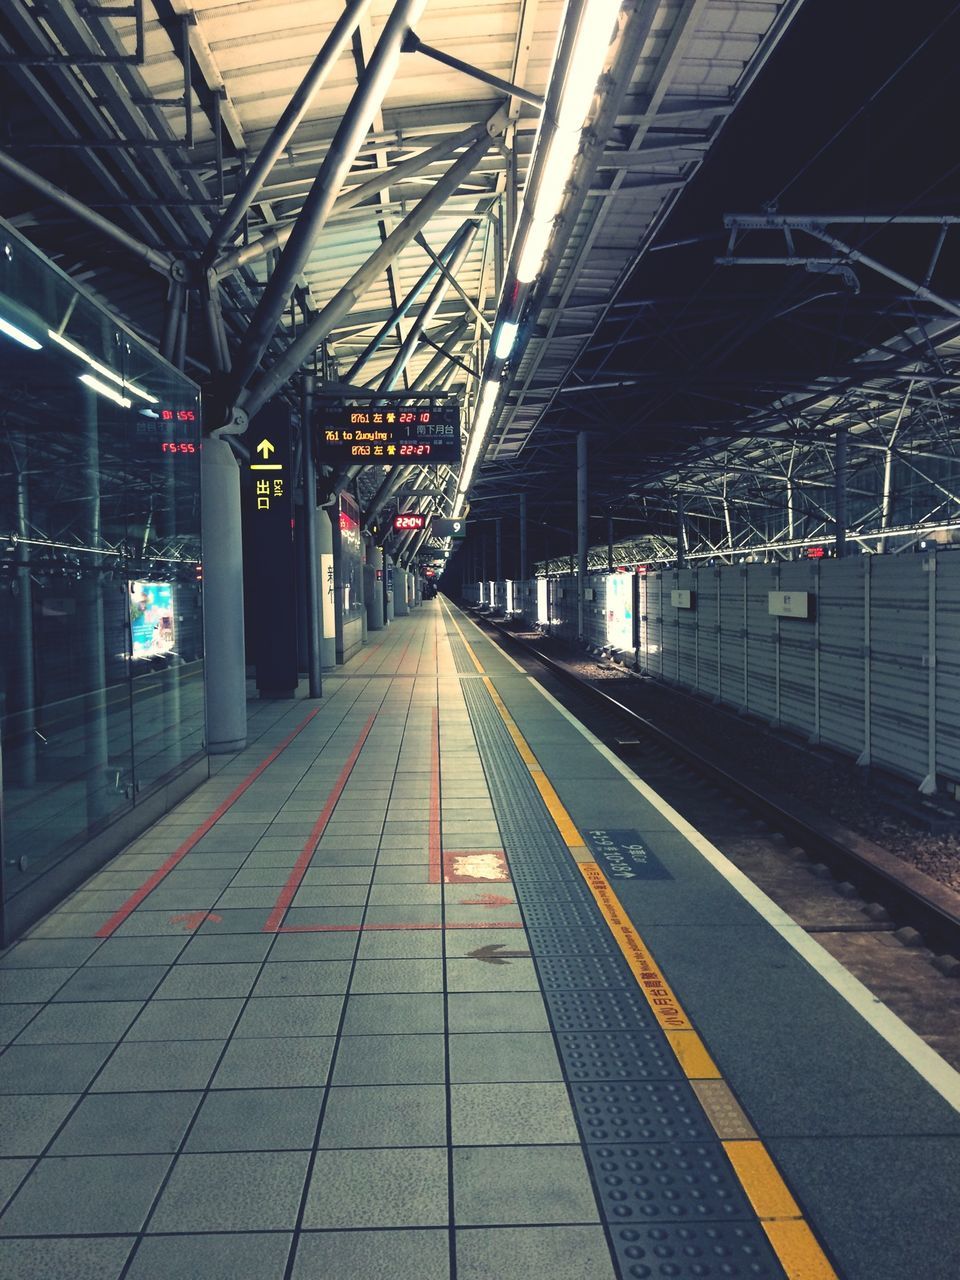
<box><xmin>519</xmin><ymin>492</ymin><xmax>528</xmax><ymax>582</ymax></box>
<box><xmin>79</xmin><ymin>396</ymin><xmax>110</xmax><ymax>819</ymax></box>
<box><xmin>395</xmin><ymin>567</ymin><xmax>409</xmax><ymax>615</ymax></box>
<box><xmin>10</xmin><ymin>444</ymin><xmax>36</xmax><ymax>785</ymax></box>
<box><xmin>366</xmin><ymin>542</ymin><xmax>385</xmax><ymax>630</ymax></box>
<box><xmin>317</xmin><ymin>506</ymin><xmax>336</xmax><ymax>668</ymax></box>
<box><xmin>676</xmin><ymin>498</ymin><xmax>687</xmax><ymax>569</ymax></box>
<box><xmin>385</xmin><ymin>554</ymin><xmax>395</xmax><ymax>620</ymax></box>
<box><xmin>202</xmin><ymin>437</ymin><xmax>247</xmax><ymax>752</ymax></box>
<box><xmin>301</xmin><ymin>374</ymin><xmax>322</xmax><ymax>697</ymax></box>
<box><xmin>495</xmin><ymin>517</ymin><xmax>503</xmax><ymax>581</ymax></box>
<box><xmin>835</xmin><ymin>427</ymin><xmax>848</xmax><ymax>558</ymax></box>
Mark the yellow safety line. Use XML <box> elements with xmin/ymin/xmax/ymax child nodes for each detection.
<box><xmin>445</xmin><ymin>601</ymin><xmax>838</xmax><ymax>1280</ymax></box>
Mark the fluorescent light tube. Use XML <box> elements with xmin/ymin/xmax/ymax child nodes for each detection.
<box><xmin>557</xmin><ymin>0</ymin><xmax>623</xmax><ymax>132</ymax></box>
<box><xmin>0</xmin><ymin>315</ymin><xmax>42</xmax><ymax>350</ymax></box>
<box><xmin>79</xmin><ymin>373</ymin><xmax>132</xmax><ymax>408</ymax></box>
<box><xmin>49</xmin><ymin>329</ymin><xmax>158</xmax><ymax>403</ymax></box>
<box><xmin>517</xmin><ymin>217</ymin><xmax>554</xmax><ymax>284</ymax></box>
<box><xmin>494</xmin><ymin>321</ymin><xmax>519</xmax><ymax>360</ymax></box>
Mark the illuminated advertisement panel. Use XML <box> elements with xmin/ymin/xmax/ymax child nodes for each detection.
<box><xmin>129</xmin><ymin>581</ymin><xmax>175</xmax><ymax>659</ymax></box>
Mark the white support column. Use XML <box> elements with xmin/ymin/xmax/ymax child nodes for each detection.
<box><xmin>577</xmin><ymin>431</ymin><xmax>588</xmax><ymax>644</ymax></box>
<box><xmin>774</xmin><ymin>563</ymin><xmax>781</xmax><ymax>726</ymax></box>
<box><xmin>857</xmin><ymin>557</ymin><xmax>872</xmax><ymax>767</ymax></box>
<box><xmin>715</xmin><ymin>568</ymin><xmax>722</xmax><ymax>703</ymax></box>
<box><xmin>810</xmin><ymin>558</ymin><xmax>821</xmax><ymax>744</ymax></box>
<box><xmin>742</xmin><ymin>566</ymin><xmax>749</xmax><ymax>711</ymax></box>
<box><xmin>202</xmin><ymin>438</ymin><xmax>247</xmax><ymax>753</ymax></box>
<box><xmin>366</xmin><ymin>542</ymin><xmax>385</xmax><ymax>631</ymax></box>
<box><xmin>920</xmin><ymin>552</ymin><xmax>938</xmax><ymax>794</ymax></box>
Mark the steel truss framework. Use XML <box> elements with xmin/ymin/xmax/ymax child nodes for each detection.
<box><xmin>461</xmin><ymin>210</ymin><xmax>960</xmax><ymax>577</ymax></box>
<box><xmin>0</xmin><ymin>0</ymin><xmax>803</xmax><ymax>581</ymax></box>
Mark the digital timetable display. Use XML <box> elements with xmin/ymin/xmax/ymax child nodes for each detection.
<box><xmin>135</xmin><ymin>404</ymin><xmax>201</xmax><ymax>458</ymax></box>
<box><xmin>393</xmin><ymin>512</ymin><xmax>428</xmax><ymax>532</ymax></box>
<box><xmin>317</xmin><ymin>402</ymin><xmax>461</xmax><ymax>466</ymax></box>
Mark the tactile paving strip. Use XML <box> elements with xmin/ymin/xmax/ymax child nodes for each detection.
<box><xmin>585</xmin><ymin>1142</ymin><xmax>752</xmax><ymax>1224</ymax></box>
<box><xmin>556</xmin><ymin>1031</ymin><xmax>682</xmax><ymax>1082</ymax></box>
<box><xmin>573</xmin><ymin>1080</ymin><xmax>713</xmax><ymax>1144</ymax></box>
<box><xmin>609</xmin><ymin>1221</ymin><xmax>785</xmax><ymax>1280</ymax></box>
<box><xmin>524</xmin><ymin>924</ymin><xmax>620</xmax><ymax>956</ymax></box>
<box><xmin>547</xmin><ymin>988</ymin><xmax>656</xmax><ymax>1033</ymax></box>
<box><xmin>515</xmin><ymin>897</ymin><xmax>604</xmax><ymax>927</ymax></box>
<box><xmin>449</xmin><ymin>633</ymin><xmax>478</xmax><ymax>674</ymax></box>
<box><xmin>536</xmin><ymin>954</ymin><xmax>633</xmax><ymax>990</ymax></box>
<box><xmin>460</xmin><ymin>677</ymin><xmax>787</xmax><ymax>1280</ymax></box>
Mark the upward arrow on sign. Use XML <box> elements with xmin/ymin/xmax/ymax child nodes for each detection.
<box><xmin>256</xmin><ymin>439</ymin><xmax>275</xmax><ymax>459</ymax></box>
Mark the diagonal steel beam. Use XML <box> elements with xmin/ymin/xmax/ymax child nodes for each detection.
<box><xmin>227</xmin><ymin>0</ymin><xmax>429</xmax><ymax>404</ymax></box>
<box><xmin>378</xmin><ymin>221</ymin><xmax>480</xmax><ymax>390</ymax></box>
<box><xmin>231</xmin><ymin>119</ymin><xmax>503</xmax><ymax>428</ymax></box>
<box><xmin>415</xmin><ymin>229</ymin><xmax>492</xmax><ymax>332</ymax></box>
<box><xmin>0</xmin><ymin>148</ymin><xmax>175</xmax><ymax>277</ymax></box>
<box><xmin>343</xmin><ymin>222</ymin><xmax>474</xmax><ymax>384</ymax></box>
<box><xmin>212</xmin><ymin>124</ymin><xmax>485</xmax><ymax>281</ymax></box>
<box><xmin>203</xmin><ymin>0</ymin><xmax>374</xmax><ymax>267</ymax></box>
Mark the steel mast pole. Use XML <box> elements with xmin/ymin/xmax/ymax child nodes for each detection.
<box><xmin>301</xmin><ymin>374</ymin><xmax>323</xmax><ymax>698</ymax></box>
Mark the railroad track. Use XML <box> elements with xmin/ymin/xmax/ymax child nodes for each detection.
<box><xmin>468</xmin><ymin>607</ymin><xmax>960</xmax><ymax>967</ymax></box>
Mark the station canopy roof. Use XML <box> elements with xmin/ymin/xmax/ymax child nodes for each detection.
<box><xmin>2</xmin><ymin>1</ymin><xmax>959</xmax><ymax>565</ymax></box>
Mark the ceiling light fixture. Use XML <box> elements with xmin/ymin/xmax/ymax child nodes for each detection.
<box><xmin>49</xmin><ymin>330</ymin><xmax>158</xmax><ymax>403</ymax></box>
<box><xmin>451</xmin><ymin>0</ymin><xmax>624</xmax><ymax>524</ymax></box>
<box><xmin>79</xmin><ymin>373</ymin><xmax>132</xmax><ymax>409</ymax></box>
<box><xmin>0</xmin><ymin>315</ymin><xmax>42</xmax><ymax>350</ymax></box>
<box><xmin>493</xmin><ymin>321</ymin><xmax>519</xmax><ymax>360</ymax></box>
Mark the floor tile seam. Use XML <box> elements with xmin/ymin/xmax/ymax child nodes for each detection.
<box><xmin>109</xmin><ymin>901</ymin><xmax>293</xmax><ymax>1280</ymax></box>
<box><xmin>272</xmin><ymin>674</ymin><xmax>423</xmax><ymax>1280</ymax></box>
<box><xmin>251</xmin><ymin>676</ymin><xmax>402</xmax><ymax>934</ymax></box>
<box><xmin>431</xmin><ymin>612</ymin><xmax>461</xmax><ymax>1280</ymax></box>
<box><xmin>0</xmin><ymin>930</ymin><xmax>206</xmax><ymax>1233</ymax></box>
<box><xmin>86</xmin><ymin>693</ymin><xmax>364</xmax><ymax>942</ymax></box>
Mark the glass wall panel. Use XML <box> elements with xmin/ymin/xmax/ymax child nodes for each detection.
<box><xmin>0</xmin><ymin>220</ymin><xmax>204</xmax><ymax>936</ymax></box>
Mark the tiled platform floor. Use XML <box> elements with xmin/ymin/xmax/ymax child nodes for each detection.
<box><xmin>4</xmin><ymin>600</ymin><xmax>960</xmax><ymax>1280</ymax></box>
<box><xmin>0</xmin><ymin>607</ymin><xmax>615</xmax><ymax>1280</ymax></box>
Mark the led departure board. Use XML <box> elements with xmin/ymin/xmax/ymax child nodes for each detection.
<box><xmin>317</xmin><ymin>402</ymin><xmax>461</xmax><ymax>465</ymax></box>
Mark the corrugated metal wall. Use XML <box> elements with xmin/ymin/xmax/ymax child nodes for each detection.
<box><xmin>466</xmin><ymin>548</ymin><xmax>960</xmax><ymax>788</ymax></box>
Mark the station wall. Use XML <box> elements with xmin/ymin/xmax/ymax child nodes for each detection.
<box><xmin>467</xmin><ymin>549</ymin><xmax>960</xmax><ymax>792</ymax></box>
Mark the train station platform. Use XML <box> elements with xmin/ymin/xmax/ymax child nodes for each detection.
<box><xmin>1</xmin><ymin>600</ymin><xmax>958</xmax><ymax>1279</ymax></box>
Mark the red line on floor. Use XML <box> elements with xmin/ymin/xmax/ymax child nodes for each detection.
<box><xmin>94</xmin><ymin>708</ymin><xmax>322</xmax><ymax>939</ymax></box>
<box><xmin>263</xmin><ymin>711</ymin><xmax>378</xmax><ymax>932</ymax></box>
<box><xmin>428</xmin><ymin>706</ymin><xmax>442</xmax><ymax>885</ymax></box>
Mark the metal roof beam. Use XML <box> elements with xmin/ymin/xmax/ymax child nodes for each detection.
<box><xmin>203</xmin><ymin>0</ymin><xmax>375</xmax><ymax>267</ymax></box>
<box><xmin>235</xmin><ymin>120</ymin><xmax>501</xmax><ymax>426</ymax></box>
